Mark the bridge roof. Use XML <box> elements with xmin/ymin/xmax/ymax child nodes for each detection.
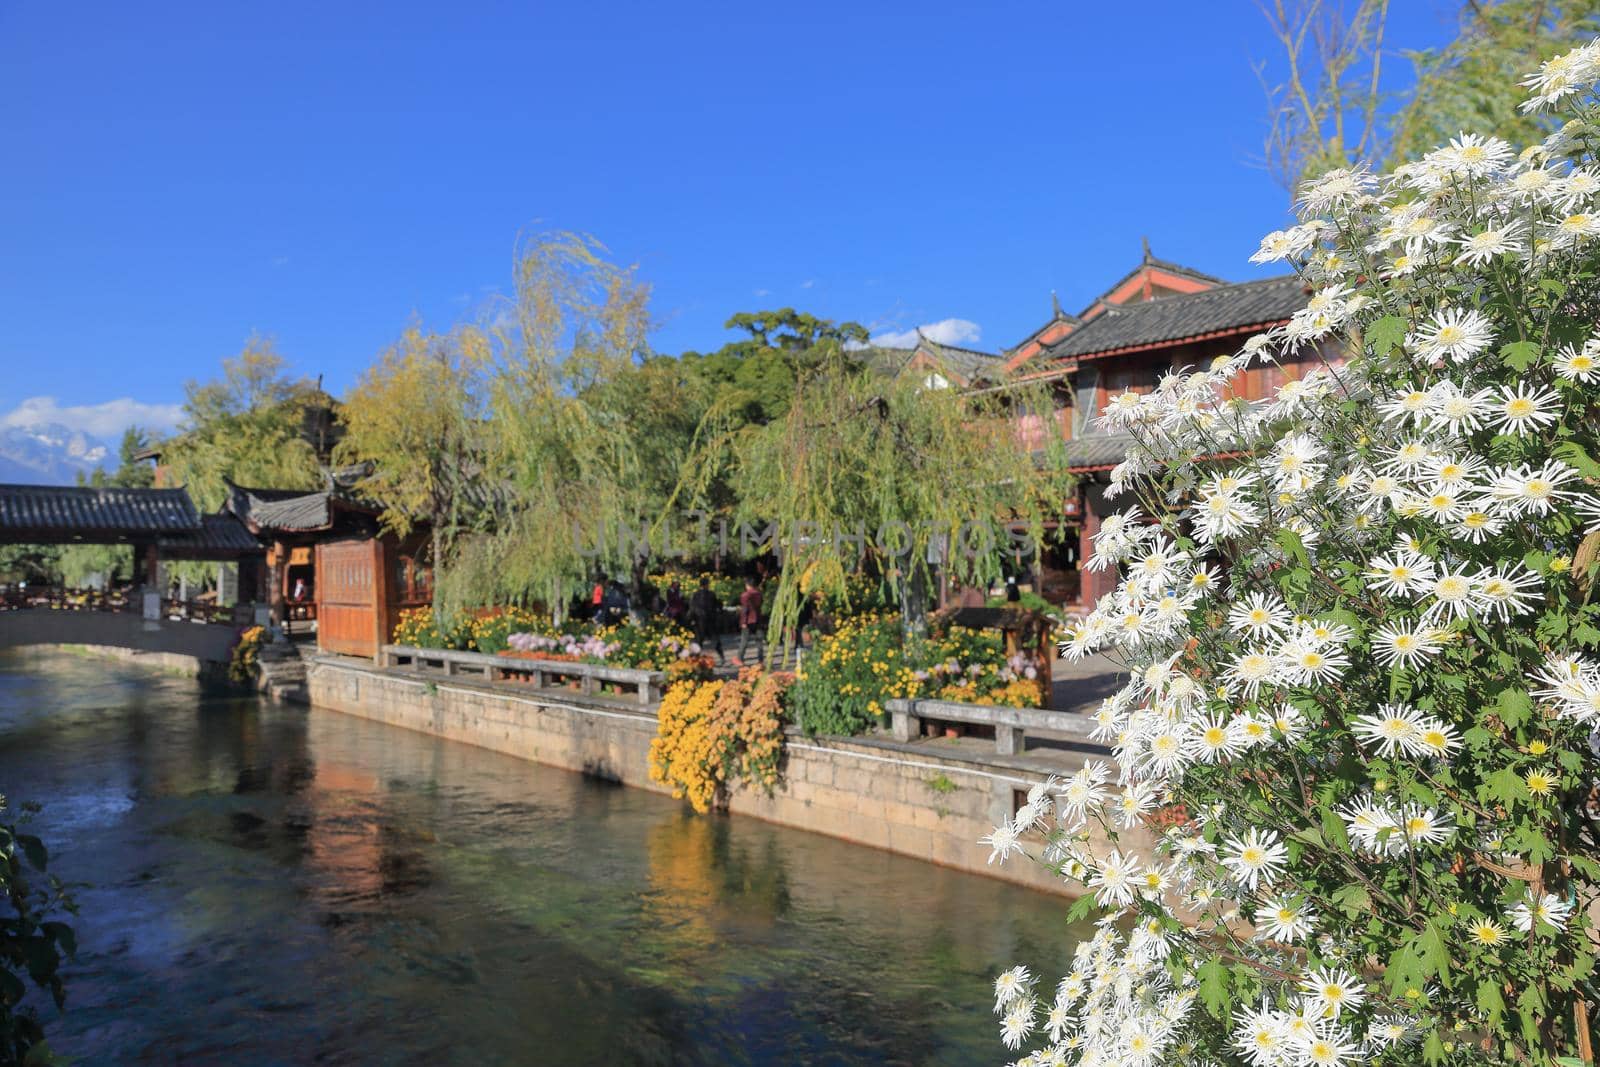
<box><xmin>157</xmin><ymin>513</ymin><xmax>264</xmax><ymax>559</ymax></box>
<box><xmin>0</xmin><ymin>484</ymin><xmax>201</xmax><ymax>544</ymax></box>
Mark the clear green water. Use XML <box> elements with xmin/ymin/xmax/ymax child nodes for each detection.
<box><xmin>0</xmin><ymin>650</ymin><xmax>1083</xmax><ymax>1066</ymax></box>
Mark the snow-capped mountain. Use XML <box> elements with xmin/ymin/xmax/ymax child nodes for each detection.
<box><xmin>0</xmin><ymin>422</ymin><xmax>113</xmax><ymax>484</ymax></box>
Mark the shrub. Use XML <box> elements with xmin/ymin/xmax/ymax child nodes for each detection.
<box><xmin>986</xmin><ymin>40</ymin><xmax>1600</xmax><ymax>1066</ymax></box>
<box><xmin>789</xmin><ymin>613</ymin><xmax>1046</xmax><ymax>735</ymax></box>
<box><xmin>227</xmin><ymin>625</ymin><xmax>265</xmax><ymax>685</ymax></box>
<box><xmin>391</xmin><ymin>607</ymin><xmax>470</xmax><ymax>650</ymax></box>
<box><xmin>0</xmin><ymin>799</ymin><xmax>75</xmax><ymax>1067</ymax></box>
<box><xmin>789</xmin><ymin>613</ymin><xmax>918</xmax><ymax>735</ymax></box>
<box><xmin>648</xmin><ymin>668</ymin><xmax>793</xmax><ymax>813</ymax></box>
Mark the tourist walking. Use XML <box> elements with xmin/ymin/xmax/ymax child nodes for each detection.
<box><xmin>689</xmin><ymin>577</ymin><xmax>722</xmax><ymax>660</ymax></box>
<box><xmin>663</xmin><ymin>580</ymin><xmax>686</xmax><ymax>624</ymax></box>
<box><xmin>737</xmin><ymin>577</ymin><xmax>762</xmax><ymax>665</ymax></box>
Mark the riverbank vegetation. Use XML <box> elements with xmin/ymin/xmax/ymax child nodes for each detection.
<box><xmin>0</xmin><ymin>799</ymin><xmax>74</xmax><ymax>1067</ymax></box>
<box><xmin>986</xmin><ymin>38</ymin><xmax>1600</xmax><ymax>1065</ymax></box>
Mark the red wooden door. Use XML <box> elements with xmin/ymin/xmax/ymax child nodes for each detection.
<box><xmin>316</xmin><ymin>538</ymin><xmax>381</xmax><ymax>658</ymax></box>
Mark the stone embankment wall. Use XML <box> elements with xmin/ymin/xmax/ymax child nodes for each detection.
<box><xmin>307</xmin><ymin>656</ymin><xmax>1128</xmax><ymax>896</ymax></box>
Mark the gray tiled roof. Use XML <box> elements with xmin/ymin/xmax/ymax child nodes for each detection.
<box><xmin>0</xmin><ymin>484</ymin><xmax>200</xmax><ymax>539</ymax></box>
<box><xmin>228</xmin><ymin>485</ymin><xmax>337</xmax><ymax>532</ymax></box>
<box><xmin>157</xmin><ymin>513</ymin><xmax>264</xmax><ymax>558</ymax></box>
<box><xmin>918</xmin><ymin>338</ymin><xmax>1005</xmax><ymax>382</ymax></box>
<box><xmin>1047</xmin><ymin>275</ymin><xmax>1306</xmax><ymax>359</ymax></box>
<box><xmin>1066</xmin><ymin>434</ymin><xmax>1135</xmax><ymax>469</ymax></box>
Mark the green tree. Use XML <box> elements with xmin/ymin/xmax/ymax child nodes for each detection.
<box><xmin>680</xmin><ymin>344</ymin><xmax>1075</xmax><ymax>647</ymax></box>
<box><xmin>334</xmin><ymin>324</ymin><xmax>490</xmax><ymax>609</ymax></box>
<box><xmin>1260</xmin><ymin>0</ymin><xmax>1600</xmax><ymax>190</ymax></box>
<box><xmin>57</xmin><ymin>429</ymin><xmax>158</xmax><ymax>586</ymax></box>
<box><xmin>159</xmin><ymin>337</ymin><xmax>325</xmax><ymax>512</ymax></box>
<box><xmin>437</xmin><ymin>232</ymin><xmax>662</xmax><ymax>619</ymax></box>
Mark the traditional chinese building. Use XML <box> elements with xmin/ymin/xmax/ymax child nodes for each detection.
<box><xmin>224</xmin><ymin>480</ymin><xmax>432</xmax><ymax>659</ymax></box>
<box><xmin>899</xmin><ymin>244</ymin><xmax>1315</xmax><ymax>616</ymax></box>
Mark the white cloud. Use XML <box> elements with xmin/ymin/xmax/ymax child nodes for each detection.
<box><xmin>0</xmin><ymin>396</ymin><xmax>184</xmax><ymax>439</ymax></box>
<box><xmin>799</xmin><ymin>279</ymin><xmax>815</xmax><ymax>289</ymax></box>
<box><xmin>753</xmin><ymin>288</ymin><xmax>771</xmax><ymax>297</ymax></box>
<box><xmin>868</xmin><ymin>318</ymin><xmax>983</xmax><ymax>350</ymax></box>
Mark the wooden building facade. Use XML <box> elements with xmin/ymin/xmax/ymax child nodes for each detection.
<box><xmin>226</xmin><ymin>483</ymin><xmax>431</xmax><ymax>658</ymax></box>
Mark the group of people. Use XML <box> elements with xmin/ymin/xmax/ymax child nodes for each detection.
<box><xmin>584</xmin><ymin>571</ymin><xmax>829</xmax><ymax>665</ymax></box>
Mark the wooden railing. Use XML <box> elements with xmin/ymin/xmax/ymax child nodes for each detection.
<box><xmin>379</xmin><ymin>644</ymin><xmax>665</xmax><ymax>707</ymax></box>
<box><xmin>883</xmin><ymin>697</ymin><xmax>1100</xmax><ymax>755</ymax></box>
<box><xmin>0</xmin><ymin>588</ymin><xmax>254</xmax><ymax>625</ymax></box>
<box><xmin>0</xmin><ymin>588</ymin><xmax>132</xmax><ymax>613</ymax></box>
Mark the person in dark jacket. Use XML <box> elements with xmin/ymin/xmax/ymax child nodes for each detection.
<box><xmin>601</xmin><ymin>579</ymin><xmax>630</xmax><ymax>625</ymax></box>
<box><xmin>736</xmin><ymin>577</ymin><xmax>763</xmax><ymax>664</ymax></box>
<box><xmin>663</xmin><ymin>581</ymin><xmax>686</xmax><ymax>623</ymax></box>
<box><xmin>689</xmin><ymin>577</ymin><xmax>722</xmax><ymax>659</ymax></box>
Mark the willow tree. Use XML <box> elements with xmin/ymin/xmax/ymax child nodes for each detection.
<box><xmin>334</xmin><ymin>324</ymin><xmax>489</xmax><ymax>609</ymax></box>
<box><xmin>160</xmin><ymin>337</ymin><xmax>325</xmax><ymax>511</ymax></box>
<box><xmin>682</xmin><ymin>344</ymin><xmax>1076</xmax><ymax>646</ymax></box>
<box><xmin>1259</xmin><ymin>0</ymin><xmax>1600</xmax><ymax>191</ymax></box>
<box><xmin>436</xmin><ymin>232</ymin><xmax>664</xmax><ymax>619</ymax></box>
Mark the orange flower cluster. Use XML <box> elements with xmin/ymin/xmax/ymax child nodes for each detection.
<box><xmin>648</xmin><ymin>668</ymin><xmax>794</xmax><ymax>813</ymax></box>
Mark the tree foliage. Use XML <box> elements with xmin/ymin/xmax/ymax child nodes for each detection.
<box><xmin>1259</xmin><ymin>0</ymin><xmax>1600</xmax><ymax>191</ymax></box>
<box><xmin>435</xmin><ymin>232</ymin><xmax>663</xmax><ymax>618</ymax></box>
<box><xmin>160</xmin><ymin>337</ymin><xmax>325</xmax><ymax>512</ymax></box>
<box><xmin>680</xmin><ymin>344</ymin><xmax>1075</xmax><ymax>646</ymax></box>
<box><xmin>334</xmin><ymin>324</ymin><xmax>489</xmax><ymax>605</ymax></box>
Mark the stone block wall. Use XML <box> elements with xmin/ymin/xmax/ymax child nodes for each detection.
<box><xmin>307</xmin><ymin>657</ymin><xmax>1138</xmax><ymax>896</ymax></box>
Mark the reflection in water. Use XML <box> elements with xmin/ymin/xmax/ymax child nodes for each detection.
<box><xmin>0</xmin><ymin>649</ymin><xmax>1086</xmax><ymax>1065</ymax></box>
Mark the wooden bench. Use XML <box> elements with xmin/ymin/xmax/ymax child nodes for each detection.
<box><xmin>380</xmin><ymin>644</ymin><xmax>665</xmax><ymax>707</ymax></box>
<box><xmin>883</xmin><ymin>697</ymin><xmax>1099</xmax><ymax>755</ymax></box>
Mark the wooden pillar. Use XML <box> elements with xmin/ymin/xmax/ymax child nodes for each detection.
<box><xmin>142</xmin><ymin>542</ymin><xmax>160</xmax><ymax>592</ymax></box>
<box><xmin>266</xmin><ymin>541</ymin><xmax>286</xmax><ymax>629</ymax></box>
<box><xmin>1078</xmin><ymin>487</ymin><xmax>1102</xmax><ymax>612</ymax></box>
<box><xmin>371</xmin><ymin>536</ymin><xmax>392</xmax><ymax>661</ymax></box>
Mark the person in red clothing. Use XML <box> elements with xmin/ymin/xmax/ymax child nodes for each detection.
<box><xmin>737</xmin><ymin>577</ymin><xmax>763</xmax><ymax>665</ymax></box>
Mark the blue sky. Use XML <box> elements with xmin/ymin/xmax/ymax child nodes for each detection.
<box><xmin>0</xmin><ymin>1</ymin><xmax>1458</xmax><ymax>439</ymax></box>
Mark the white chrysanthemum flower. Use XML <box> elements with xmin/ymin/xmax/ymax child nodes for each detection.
<box><xmin>1299</xmin><ymin>966</ymin><xmax>1365</xmax><ymax>1019</ymax></box>
<box><xmin>1088</xmin><ymin>850</ymin><xmax>1141</xmax><ymax>908</ymax></box>
<box><xmin>1491</xmin><ymin>382</ymin><xmax>1561</xmax><ymax>435</ymax></box>
<box><xmin>994</xmin><ymin>964</ymin><xmax>1034</xmax><ymax>1010</ymax></box>
<box><xmin>1373</xmin><ymin>622</ymin><xmax>1445</xmax><ymax>669</ymax></box>
<box><xmin>1365</xmin><ymin>549</ymin><xmax>1436</xmax><ymax>597</ymax></box>
<box><xmin>1509</xmin><ymin>891</ymin><xmax>1573</xmax><ymax>933</ymax></box>
<box><xmin>1352</xmin><ymin>703</ymin><xmax>1426</xmax><ymax>757</ymax></box>
<box><xmin>1256</xmin><ymin>896</ymin><xmax>1317</xmax><ymax>944</ymax></box>
<box><xmin>1553</xmin><ymin>341</ymin><xmax>1600</xmax><ymax>381</ymax></box>
<box><xmin>1221</xmin><ymin>828</ymin><xmax>1287</xmax><ymax>891</ymax></box>
<box><xmin>1455</xmin><ymin>221</ymin><xmax>1524</xmax><ymax>264</ymax></box>
<box><xmin>1411</xmin><ymin>307</ymin><xmax>1495</xmax><ymax>363</ymax></box>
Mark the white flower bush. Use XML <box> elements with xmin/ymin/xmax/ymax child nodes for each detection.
<box><xmin>987</xmin><ymin>39</ymin><xmax>1600</xmax><ymax>1067</ymax></box>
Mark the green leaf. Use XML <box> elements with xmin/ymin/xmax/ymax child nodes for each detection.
<box><xmin>1554</xmin><ymin>440</ymin><xmax>1600</xmax><ymax>480</ymax></box>
<box><xmin>1416</xmin><ymin>921</ymin><xmax>1451</xmax><ymax>989</ymax></box>
<box><xmin>15</xmin><ymin>833</ymin><xmax>46</xmax><ymax>872</ymax></box>
<box><xmin>1275</xmin><ymin>529</ymin><xmax>1310</xmax><ymax>569</ymax></box>
<box><xmin>1332</xmin><ymin>883</ymin><xmax>1370</xmax><ymax>918</ymax></box>
<box><xmin>1367</xmin><ymin>314</ymin><xmax>1407</xmax><ymax>356</ymax></box>
<box><xmin>1197</xmin><ymin>958</ymin><xmax>1231</xmax><ymax>1018</ymax></box>
<box><xmin>1494</xmin><ymin>688</ymin><xmax>1533</xmax><ymax>729</ymax></box>
<box><xmin>1066</xmin><ymin>895</ymin><xmax>1100</xmax><ymax>924</ymax></box>
<box><xmin>1500</xmin><ymin>340</ymin><xmax>1541</xmax><ymax>372</ymax></box>
<box><xmin>1475</xmin><ymin>979</ymin><xmax>1506</xmax><ymax>1028</ymax></box>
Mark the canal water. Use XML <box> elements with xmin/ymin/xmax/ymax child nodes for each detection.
<box><xmin>0</xmin><ymin>650</ymin><xmax>1083</xmax><ymax>1066</ymax></box>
